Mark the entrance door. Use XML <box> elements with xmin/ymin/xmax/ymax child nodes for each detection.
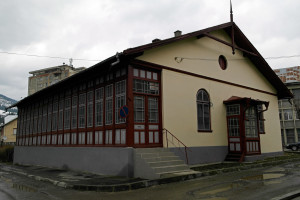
<box><xmin>226</xmin><ymin>104</ymin><xmax>261</xmax><ymax>155</ymax></box>
<box><xmin>226</xmin><ymin>104</ymin><xmax>242</xmax><ymax>153</ymax></box>
<box><xmin>244</xmin><ymin>106</ymin><xmax>260</xmax><ymax>154</ymax></box>
<box><xmin>133</xmin><ymin>95</ymin><xmax>161</xmax><ymax>147</ymax></box>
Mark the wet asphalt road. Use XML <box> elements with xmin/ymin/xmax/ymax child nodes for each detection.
<box><xmin>1</xmin><ymin>161</ymin><xmax>300</xmax><ymax>200</ymax></box>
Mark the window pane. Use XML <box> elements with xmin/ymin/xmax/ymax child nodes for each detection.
<box><xmin>64</xmin><ymin>98</ymin><xmax>71</xmax><ymax>129</ymax></box>
<box><xmin>134</xmin><ymin>96</ymin><xmax>145</xmax><ymax>123</ymax></box>
<box><xmin>78</xmin><ymin>93</ymin><xmax>86</xmax><ymax>128</ymax></box>
<box><xmin>71</xmin><ymin>96</ymin><xmax>78</xmax><ymax>129</ymax></box>
<box><xmin>148</xmin><ymin>97</ymin><xmax>159</xmax><ymax>123</ymax></box>
<box><xmin>87</xmin><ymin>91</ymin><xmax>94</xmax><ymax>127</ymax></box>
<box><xmin>115</xmin><ymin>80</ymin><xmax>126</xmax><ymax>124</ymax></box>
<box><xmin>105</xmin><ymin>85</ymin><xmax>113</xmax><ymax>125</ymax></box>
<box><xmin>95</xmin><ymin>88</ymin><xmax>104</xmax><ymax>126</ymax></box>
<box><xmin>197</xmin><ymin>90</ymin><xmax>210</xmax><ymax>131</ymax></box>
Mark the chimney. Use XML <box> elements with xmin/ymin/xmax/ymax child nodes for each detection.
<box><xmin>174</xmin><ymin>30</ymin><xmax>182</xmax><ymax>37</ymax></box>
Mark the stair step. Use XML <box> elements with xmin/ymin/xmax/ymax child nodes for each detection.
<box><xmin>144</xmin><ymin>156</ymin><xmax>181</xmax><ymax>162</ymax></box>
<box><xmin>153</xmin><ymin>165</ymin><xmax>190</xmax><ymax>173</ymax></box>
<box><xmin>148</xmin><ymin>160</ymin><xmax>184</xmax><ymax>167</ymax></box>
<box><xmin>135</xmin><ymin>148</ymin><xmax>170</xmax><ymax>153</ymax></box>
<box><xmin>159</xmin><ymin>170</ymin><xmax>200</xmax><ymax>178</ymax></box>
<box><xmin>137</xmin><ymin>152</ymin><xmax>175</xmax><ymax>159</ymax></box>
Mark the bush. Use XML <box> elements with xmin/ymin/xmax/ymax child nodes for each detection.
<box><xmin>0</xmin><ymin>145</ymin><xmax>14</xmax><ymax>162</ymax></box>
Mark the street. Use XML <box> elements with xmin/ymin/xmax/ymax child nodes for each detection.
<box><xmin>1</xmin><ymin>161</ymin><xmax>300</xmax><ymax>200</ymax></box>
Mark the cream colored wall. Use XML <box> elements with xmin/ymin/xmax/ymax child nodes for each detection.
<box><xmin>137</xmin><ymin>30</ymin><xmax>282</xmax><ymax>153</ymax></box>
<box><xmin>138</xmin><ymin>30</ymin><xmax>276</xmax><ymax>94</ymax></box>
<box><xmin>3</xmin><ymin>119</ymin><xmax>17</xmax><ymax>143</ymax></box>
<box><xmin>160</xmin><ymin>70</ymin><xmax>282</xmax><ymax>153</ymax></box>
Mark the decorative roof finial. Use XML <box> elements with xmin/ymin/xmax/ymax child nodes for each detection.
<box><xmin>230</xmin><ymin>0</ymin><xmax>233</xmax><ymax>22</ymax></box>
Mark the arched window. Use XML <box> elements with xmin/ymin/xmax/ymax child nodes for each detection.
<box><xmin>197</xmin><ymin>89</ymin><xmax>211</xmax><ymax>131</ymax></box>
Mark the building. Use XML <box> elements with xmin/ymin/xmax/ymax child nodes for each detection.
<box><xmin>274</xmin><ymin>66</ymin><xmax>300</xmax><ymax>83</ymax></box>
<box><xmin>274</xmin><ymin>67</ymin><xmax>300</xmax><ymax>146</ymax></box>
<box><xmin>0</xmin><ymin>115</ymin><xmax>18</xmax><ymax>146</ymax></box>
<box><xmin>28</xmin><ymin>64</ymin><xmax>85</xmax><ymax>95</ymax></box>
<box><xmin>10</xmin><ymin>21</ymin><xmax>292</xmax><ymax>178</ymax></box>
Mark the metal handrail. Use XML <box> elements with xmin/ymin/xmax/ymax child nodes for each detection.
<box><xmin>163</xmin><ymin>128</ymin><xmax>190</xmax><ymax>164</ymax></box>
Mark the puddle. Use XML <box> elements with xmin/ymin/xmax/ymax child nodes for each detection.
<box><xmin>12</xmin><ymin>183</ymin><xmax>37</xmax><ymax>193</ymax></box>
<box><xmin>199</xmin><ymin>186</ymin><xmax>232</xmax><ymax>195</ymax></box>
<box><xmin>241</xmin><ymin>173</ymin><xmax>284</xmax><ymax>181</ymax></box>
<box><xmin>1</xmin><ymin>175</ymin><xmax>37</xmax><ymax>193</ymax></box>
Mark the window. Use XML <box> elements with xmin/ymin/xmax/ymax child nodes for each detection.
<box><xmin>148</xmin><ymin>98</ymin><xmax>159</xmax><ymax>123</ymax></box>
<box><xmin>78</xmin><ymin>93</ymin><xmax>86</xmax><ymax>128</ymax></box>
<box><xmin>105</xmin><ymin>130</ymin><xmax>112</xmax><ymax>144</ymax></box>
<box><xmin>13</xmin><ymin>128</ymin><xmax>17</xmax><ymax>135</ymax></box>
<box><xmin>115</xmin><ymin>80</ymin><xmax>126</xmax><ymax>124</ymax></box>
<box><xmin>115</xmin><ymin>129</ymin><xmax>126</xmax><ymax>144</ymax></box>
<box><xmin>284</xmin><ymin>109</ymin><xmax>293</xmax><ymax>120</ymax></box>
<box><xmin>105</xmin><ymin>85</ymin><xmax>113</xmax><ymax>125</ymax></box>
<box><xmin>87</xmin><ymin>91</ymin><xmax>94</xmax><ymax>127</ymax></box>
<box><xmin>52</xmin><ymin>102</ymin><xmax>58</xmax><ymax>131</ymax></box>
<box><xmin>71</xmin><ymin>133</ymin><xmax>77</xmax><ymax>145</ymax></box>
<box><xmin>196</xmin><ymin>89</ymin><xmax>211</xmax><ymax>131</ymax></box>
<box><xmin>64</xmin><ymin>133</ymin><xmax>70</xmax><ymax>145</ymax></box>
<box><xmin>38</xmin><ymin>104</ymin><xmax>43</xmax><ymax>133</ymax></box>
<box><xmin>58</xmin><ymin>99</ymin><xmax>64</xmax><ymax>130</ymax></box>
<box><xmin>134</xmin><ymin>96</ymin><xmax>145</xmax><ymax>123</ymax></box>
<box><xmin>42</xmin><ymin>105</ymin><xmax>47</xmax><ymax>133</ymax></box>
<box><xmin>133</xmin><ymin>80</ymin><xmax>159</xmax><ymax>95</ymax></box>
<box><xmin>47</xmin><ymin>103</ymin><xmax>52</xmax><ymax>132</ymax></box>
<box><xmin>95</xmin><ymin>131</ymin><xmax>103</xmax><ymax>144</ymax></box>
<box><xmin>78</xmin><ymin>132</ymin><xmax>85</xmax><ymax>144</ymax></box>
<box><xmin>257</xmin><ymin>105</ymin><xmax>265</xmax><ymax>133</ymax></box>
<box><xmin>64</xmin><ymin>98</ymin><xmax>71</xmax><ymax>129</ymax></box>
<box><xmin>87</xmin><ymin>132</ymin><xmax>93</xmax><ymax>144</ymax></box>
<box><xmin>245</xmin><ymin>106</ymin><xmax>258</xmax><ymax>138</ymax></box>
<box><xmin>95</xmin><ymin>88</ymin><xmax>104</xmax><ymax>126</ymax></box>
<box><xmin>71</xmin><ymin>96</ymin><xmax>78</xmax><ymax>129</ymax></box>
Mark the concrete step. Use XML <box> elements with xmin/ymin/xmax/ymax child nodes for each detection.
<box><xmin>153</xmin><ymin>164</ymin><xmax>190</xmax><ymax>174</ymax></box>
<box><xmin>137</xmin><ymin>152</ymin><xmax>175</xmax><ymax>159</ymax></box>
<box><xmin>144</xmin><ymin>156</ymin><xmax>181</xmax><ymax>162</ymax></box>
<box><xmin>159</xmin><ymin>170</ymin><xmax>201</xmax><ymax>178</ymax></box>
<box><xmin>148</xmin><ymin>160</ymin><xmax>184</xmax><ymax>168</ymax></box>
<box><xmin>135</xmin><ymin>148</ymin><xmax>170</xmax><ymax>154</ymax></box>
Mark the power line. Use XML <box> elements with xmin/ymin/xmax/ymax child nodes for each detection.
<box><xmin>1</xmin><ymin>50</ymin><xmax>300</xmax><ymax>63</ymax></box>
<box><xmin>0</xmin><ymin>51</ymin><xmax>101</xmax><ymax>62</ymax></box>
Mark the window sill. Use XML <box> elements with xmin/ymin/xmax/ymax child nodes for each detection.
<box><xmin>198</xmin><ymin>130</ymin><xmax>213</xmax><ymax>133</ymax></box>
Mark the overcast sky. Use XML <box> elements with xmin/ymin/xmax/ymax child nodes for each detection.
<box><xmin>1</xmin><ymin>0</ymin><xmax>300</xmax><ymax>100</ymax></box>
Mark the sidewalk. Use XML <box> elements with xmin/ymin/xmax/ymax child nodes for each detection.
<box><xmin>1</xmin><ymin>151</ymin><xmax>300</xmax><ymax>193</ymax></box>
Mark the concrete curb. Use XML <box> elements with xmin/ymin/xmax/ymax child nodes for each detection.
<box><xmin>271</xmin><ymin>189</ymin><xmax>300</xmax><ymax>200</ymax></box>
<box><xmin>3</xmin><ymin>156</ymin><xmax>300</xmax><ymax>192</ymax></box>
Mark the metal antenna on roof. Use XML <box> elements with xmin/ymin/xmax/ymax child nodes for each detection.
<box><xmin>230</xmin><ymin>0</ymin><xmax>233</xmax><ymax>22</ymax></box>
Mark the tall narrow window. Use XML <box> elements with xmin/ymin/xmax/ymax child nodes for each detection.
<box><xmin>38</xmin><ymin>104</ymin><xmax>43</xmax><ymax>133</ymax></box>
<box><xmin>148</xmin><ymin>97</ymin><xmax>159</xmax><ymax>123</ymax></box>
<box><xmin>42</xmin><ymin>105</ymin><xmax>47</xmax><ymax>133</ymax></box>
<box><xmin>78</xmin><ymin>93</ymin><xmax>86</xmax><ymax>128</ymax></box>
<box><xmin>58</xmin><ymin>99</ymin><xmax>64</xmax><ymax>130</ymax></box>
<box><xmin>95</xmin><ymin>88</ymin><xmax>104</xmax><ymax>126</ymax></box>
<box><xmin>115</xmin><ymin>80</ymin><xmax>126</xmax><ymax>124</ymax></box>
<box><xmin>196</xmin><ymin>89</ymin><xmax>211</xmax><ymax>131</ymax></box>
<box><xmin>257</xmin><ymin>105</ymin><xmax>265</xmax><ymax>134</ymax></box>
<box><xmin>47</xmin><ymin>103</ymin><xmax>52</xmax><ymax>132</ymax></box>
<box><xmin>134</xmin><ymin>96</ymin><xmax>145</xmax><ymax>123</ymax></box>
<box><xmin>105</xmin><ymin>85</ymin><xmax>113</xmax><ymax>125</ymax></box>
<box><xmin>87</xmin><ymin>91</ymin><xmax>94</xmax><ymax>127</ymax></box>
<box><xmin>52</xmin><ymin>102</ymin><xmax>58</xmax><ymax>131</ymax></box>
<box><xmin>71</xmin><ymin>95</ymin><xmax>78</xmax><ymax>129</ymax></box>
<box><xmin>64</xmin><ymin>98</ymin><xmax>71</xmax><ymax>130</ymax></box>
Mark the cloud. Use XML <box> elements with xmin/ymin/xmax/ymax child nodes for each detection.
<box><xmin>1</xmin><ymin>0</ymin><xmax>300</xmax><ymax>100</ymax></box>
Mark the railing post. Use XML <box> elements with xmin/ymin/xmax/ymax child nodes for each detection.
<box><xmin>165</xmin><ymin>129</ymin><xmax>169</xmax><ymax>148</ymax></box>
<box><xmin>185</xmin><ymin>146</ymin><xmax>189</xmax><ymax>165</ymax></box>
